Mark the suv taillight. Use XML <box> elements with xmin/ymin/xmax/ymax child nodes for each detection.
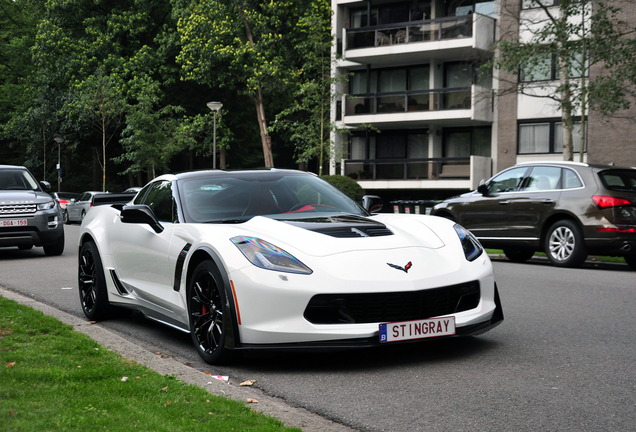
<box><xmin>593</xmin><ymin>196</ymin><xmax>632</xmax><ymax>209</ymax></box>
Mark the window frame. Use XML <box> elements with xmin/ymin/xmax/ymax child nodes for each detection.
<box><xmin>517</xmin><ymin>118</ymin><xmax>587</xmax><ymax>155</ymax></box>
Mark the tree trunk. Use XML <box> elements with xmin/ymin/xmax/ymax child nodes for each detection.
<box><xmin>559</xmin><ymin>51</ymin><xmax>574</xmax><ymax>161</ymax></box>
<box><xmin>253</xmin><ymin>88</ymin><xmax>274</xmax><ymax>168</ymax></box>
<box><xmin>220</xmin><ymin>146</ymin><xmax>226</xmax><ymax>169</ymax></box>
<box><xmin>235</xmin><ymin>2</ymin><xmax>275</xmax><ymax>168</ymax></box>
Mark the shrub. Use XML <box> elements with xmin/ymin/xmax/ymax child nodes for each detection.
<box><xmin>322</xmin><ymin>175</ymin><xmax>365</xmax><ymax>203</ymax></box>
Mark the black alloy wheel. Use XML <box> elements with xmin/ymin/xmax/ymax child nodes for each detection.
<box><xmin>78</xmin><ymin>241</ymin><xmax>111</xmax><ymax>320</ymax></box>
<box><xmin>544</xmin><ymin>219</ymin><xmax>587</xmax><ymax>268</ymax></box>
<box><xmin>503</xmin><ymin>248</ymin><xmax>535</xmax><ymax>263</ymax></box>
<box><xmin>188</xmin><ymin>261</ymin><xmax>232</xmax><ymax>364</ymax></box>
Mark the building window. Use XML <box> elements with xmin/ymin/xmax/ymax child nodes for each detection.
<box><xmin>522</xmin><ymin>0</ymin><xmax>557</xmax><ymax>10</ymax></box>
<box><xmin>349</xmin><ymin>130</ymin><xmax>428</xmax><ymax>160</ymax></box>
<box><xmin>518</xmin><ymin>119</ymin><xmax>586</xmax><ymax>154</ymax></box>
<box><xmin>520</xmin><ymin>51</ymin><xmax>589</xmax><ymax>82</ymax></box>
<box><xmin>447</xmin><ymin>0</ymin><xmax>495</xmax><ymax>17</ymax></box>
<box><xmin>443</xmin><ymin>127</ymin><xmax>492</xmax><ymax>157</ymax></box>
<box><xmin>349</xmin><ymin>2</ymin><xmax>431</xmax><ymax>28</ymax></box>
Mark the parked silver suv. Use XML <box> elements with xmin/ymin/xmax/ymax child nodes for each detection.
<box><xmin>0</xmin><ymin>165</ymin><xmax>65</xmax><ymax>255</ymax></box>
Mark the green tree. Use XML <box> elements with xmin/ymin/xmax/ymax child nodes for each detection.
<box><xmin>269</xmin><ymin>0</ymin><xmax>341</xmax><ymax>175</ymax></box>
<box><xmin>494</xmin><ymin>0</ymin><xmax>636</xmax><ymax>161</ymax></box>
<box><xmin>174</xmin><ymin>0</ymin><xmax>312</xmax><ymax>168</ymax></box>
<box><xmin>72</xmin><ymin>70</ymin><xmax>127</xmax><ymax>191</ymax></box>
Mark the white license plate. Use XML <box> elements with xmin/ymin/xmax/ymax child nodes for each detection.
<box><xmin>379</xmin><ymin>316</ymin><xmax>456</xmax><ymax>343</ymax></box>
<box><xmin>1</xmin><ymin>219</ymin><xmax>27</xmax><ymax>227</ymax></box>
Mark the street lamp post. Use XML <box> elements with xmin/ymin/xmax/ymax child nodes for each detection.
<box><xmin>54</xmin><ymin>137</ymin><xmax>64</xmax><ymax>192</ymax></box>
<box><xmin>206</xmin><ymin>101</ymin><xmax>223</xmax><ymax>169</ymax></box>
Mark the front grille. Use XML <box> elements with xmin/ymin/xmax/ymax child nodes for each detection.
<box><xmin>0</xmin><ymin>203</ymin><xmax>37</xmax><ymax>215</ymax></box>
<box><xmin>313</xmin><ymin>226</ymin><xmax>393</xmax><ymax>238</ymax></box>
<box><xmin>304</xmin><ymin>281</ymin><xmax>480</xmax><ymax>324</ymax></box>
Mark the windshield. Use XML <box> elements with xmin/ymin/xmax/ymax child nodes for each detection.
<box><xmin>178</xmin><ymin>172</ymin><xmax>367</xmax><ymax>223</ymax></box>
<box><xmin>0</xmin><ymin>169</ymin><xmax>40</xmax><ymax>191</ymax></box>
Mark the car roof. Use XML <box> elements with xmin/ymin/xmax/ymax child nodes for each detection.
<box><xmin>515</xmin><ymin>161</ymin><xmax>635</xmax><ymax>170</ymax></box>
<box><xmin>155</xmin><ymin>168</ymin><xmax>317</xmax><ymax>182</ymax></box>
<box><xmin>0</xmin><ymin>165</ymin><xmax>27</xmax><ymax>170</ymax></box>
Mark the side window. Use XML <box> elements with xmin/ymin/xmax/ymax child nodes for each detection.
<box><xmin>522</xmin><ymin>166</ymin><xmax>561</xmax><ymax>191</ymax></box>
<box><xmin>133</xmin><ymin>183</ymin><xmax>153</xmax><ymax>205</ymax></box>
<box><xmin>142</xmin><ymin>181</ymin><xmax>174</xmax><ymax>223</ymax></box>
<box><xmin>487</xmin><ymin>167</ymin><xmax>528</xmax><ymax>194</ymax></box>
<box><xmin>563</xmin><ymin>169</ymin><xmax>583</xmax><ymax>189</ymax></box>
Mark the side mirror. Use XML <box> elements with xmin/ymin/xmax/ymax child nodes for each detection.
<box><xmin>477</xmin><ymin>183</ymin><xmax>489</xmax><ymax>196</ymax></box>
<box><xmin>39</xmin><ymin>181</ymin><xmax>51</xmax><ymax>192</ymax></box>
<box><xmin>362</xmin><ymin>195</ymin><xmax>383</xmax><ymax>213</ymax></box>
<box><xmin>70</xmin><ymin>199</ymin><xmax>76</xmax><ymax>203</ymax></box>
<box><xmin>120</xmin><ymin>204</ymin><xmax>164</xmax><ymax>233</ymax></box>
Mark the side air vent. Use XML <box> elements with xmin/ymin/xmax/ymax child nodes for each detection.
<box><xmin>109</xmin><ymin>269</ymin><xmax>129</xmax><ymax>295</ymax></box>
<box><xmin>314</xmin><ymin>226</ymin><xmax>393</xmax><ymax>238</ymax></box>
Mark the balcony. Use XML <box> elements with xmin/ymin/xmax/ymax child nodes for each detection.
<box><xmin>342</xmin><ymin>14</ymin><xmax>495</xmax><ymax>67</ymax></box>
<box><xmin>342</xmin><ymin>85</ymin><xmax>493</xmax><ymax>128</ymax></box>
<box><xmin>344</xmin><ymin>156</ymin><xmax>491</xmax><ymax>190</ymax></box>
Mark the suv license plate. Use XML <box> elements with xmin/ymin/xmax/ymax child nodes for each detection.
<box><xmin>1</xmin><ymin>219</ymin><xmax>27</xmax><ymax>227</ymax></box>
<box><xmin>379</xmin><ymin>316</ymin><xmax>455</xmax><ymax>343</ymax></box>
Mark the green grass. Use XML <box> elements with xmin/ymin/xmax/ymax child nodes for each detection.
<box><xmin>0</xmin><ymin>296</ymin><xmax>301</xmax><ymax>432</ymax></box>
<box><xmin>486</xmin><ymin>249</ymin><xmax>628</xmax><ymax>264</ymax></box>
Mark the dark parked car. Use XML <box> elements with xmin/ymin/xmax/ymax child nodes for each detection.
<box><xmin>0</xmin><ymin>165</ymin><xmax>65</xmax><ymax>255</ymax></box>
<box><xmin>431</xmin><ymin>161</ymin><xmax>636</xmax><ymax>269</ymax></box>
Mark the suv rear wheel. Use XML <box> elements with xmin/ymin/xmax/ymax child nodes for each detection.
<box><xmin>545</xmin><ymin>220</ymin><xmax>587</xmax><ymax>268</ymax></box>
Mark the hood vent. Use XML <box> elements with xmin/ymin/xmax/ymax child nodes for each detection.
<box><xmin>313</xmin><ymin>226</ymin><xmax>393</xmax><ymax>238</ymax></box>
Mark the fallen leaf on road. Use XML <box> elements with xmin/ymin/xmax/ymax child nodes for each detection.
<box><xmin>245</xmin><ymin>398</ymin><xmax>258</xmax><ymax>403</ymax></box>
<box><xmin>239</xmin><ymin>379</ymin><xmax>257</xmax><ymax>387</ymax></box>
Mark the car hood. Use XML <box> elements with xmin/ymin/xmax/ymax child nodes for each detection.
<box><xmin>234</xmin><ymin>213</ymin><xmax>447</xmax><ymax>257</ymax></box>
<box><xmin>0</xmin><ymin>190</ymin><xmax>53</xmax><ymax>204</ymax></box>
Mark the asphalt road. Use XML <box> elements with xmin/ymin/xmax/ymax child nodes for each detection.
<box><xmin>1</xmin><ymin>224</ymin><xmax>635</xmax><ymax>432</ymax></box>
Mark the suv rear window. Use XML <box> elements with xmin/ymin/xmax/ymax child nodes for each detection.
<box><xmin>598</xmin><ymin>170</ymin><xmax>636</xmax><ymax>192</ymax></box>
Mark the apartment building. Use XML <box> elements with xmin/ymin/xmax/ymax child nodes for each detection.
<box><xmin>330</xmin><ymin>0</ymin><xmax>636</xmax><ymax>202</ymax></box>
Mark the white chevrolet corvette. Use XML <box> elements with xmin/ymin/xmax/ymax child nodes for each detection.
<box><xmin>78</xmin><ymin>169</ymin><xmax>503</xmax><ymax>364</ymax></box>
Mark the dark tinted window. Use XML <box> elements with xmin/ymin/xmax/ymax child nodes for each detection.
<box><xmin>142</xmin><ymin>181</ymin><xmax>174</xmax><ymax>223</ymax></box>
<box><xmin>133</xmin><ymin>183</ymin><xmax>153</xmax><ymax>205</ymax></box>
<box><xmin>599</xmin><ymin>170</ymin><xmax>636</xmax><ymax>193</ymax></box>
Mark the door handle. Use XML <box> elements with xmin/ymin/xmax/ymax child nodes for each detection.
<box><xmin>543</xmin><ymin>199</ymin><xmax>554</xmax><ymax>205</ymax></box>
<box><xmin>499</xmin><ymin>201</ymin><xmax>510</xmax><ymax>206</ymax></box>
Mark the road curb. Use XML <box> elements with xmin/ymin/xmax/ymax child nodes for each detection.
<box><xmin>0</xmin><ymin>286</ymin><xmax>357</xmax><ymax>432</ymax></box>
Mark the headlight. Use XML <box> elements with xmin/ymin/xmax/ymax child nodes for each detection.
<box><xmin>453</xmin><ymin>224</ymin><xmax>483</xmax><ymax>262</ymax></box>
<box><xmin>231</xmin><ymin>236</ymin><xmax>313</xmax><ymax>275</ymax></box>
<box><xmin>37</xmin><ymin>201</ymin><xmax>56</xmax><ymax>211</ymax></box>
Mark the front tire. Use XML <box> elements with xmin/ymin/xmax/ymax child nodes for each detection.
<box><xmin>624</xmin><ymin>254</ymin><xmax>636</xmax><ymax>271</ymax></box>
<box><xmin>63</xmin><ymin>210</ymin><xmax>70</xmax><ymax>224</ymax></box>
<box><xmin>544</xmin><ymin>220</ymin><xmax>587</xmax><ymax>268</ymax></box>
<box><xmin>188</xmin><ymin>260</ymin><xmax>233</xmax><ymax>365</ymax></box>
<box><xmin>43</xmin><ymin>231</ymin><xmax>65</xmax><ymax>256</ymax></box>
<box><xmin>78</xmin><ymin>241</ymin><xmax>112</xmax><ymax>320</ymax></box>
<box><xmin>503</xmin><ymin>248</ymin><xmax>534</xmax><ymax>263</ymax></box>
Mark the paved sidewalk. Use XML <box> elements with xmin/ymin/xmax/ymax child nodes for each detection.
<box><xmin>0</xmin><ymin>286</ymin><xmax>357</xmax><ymax>432</ymax></box>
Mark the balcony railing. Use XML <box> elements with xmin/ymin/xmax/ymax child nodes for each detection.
<box><xmin>345</xmin><ymin>16</ymin><xmax>473</xmax><ymax>51</ymax></box>
<box><xmin>344</xmin><ymin>157</ymin><xmax>471</xmax><ymax>181</ymax></box>
<box><xmin>345</xmin><ymin>88</ymin><xmax>472</xmax><ymax>116</ymax></box>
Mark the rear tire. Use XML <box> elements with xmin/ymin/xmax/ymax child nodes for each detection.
<box><xmin>624</xmin><ymin>254</ymin><xmax>636</xmax><ymax>271</ymax></box>
<box><xmin>78</xmin><ymin>241</ymin><xmax>112</xmax><ymax>320</ymax></box>
<box><xmin>188</xmin><ymin>260</ymin><xmax>234</xmax><ymax>365</ymax></box>
<box><xmin>503</xmin><ymin>248</ymin><xmax>534</xmax><ymax>263</ymax></box>
<box><xmin>544</xmin><ymin>220</ymin><xmax>587</xmax><ymax>268</ymax></box>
